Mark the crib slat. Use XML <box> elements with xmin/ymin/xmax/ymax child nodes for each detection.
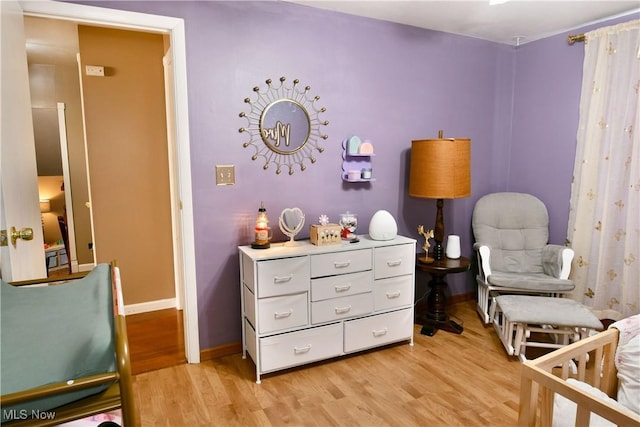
<box><xmin>518</xmin><ymin>376</ymin><xmax>538</xmax><ymax>427</ymax></box>
<box><xmin>600</xmin><ymin>339</ymin><xmax>618</xmax><ymax>397</ymax></box>
<box><xmin>575</xmin><ymin>406</ymin><xmax>591</xmax><ymax>427</ymax></box>
<box><xmin>541</xmin><ymin>388</ymin><xmax>554</xmax><ymax>426</ymax></box>
<box><xmin>577</xmin><ymin>351</ymin><xmax>587</xmax><ymax>382</ymax></box>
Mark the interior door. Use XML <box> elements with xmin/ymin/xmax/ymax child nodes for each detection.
<box><xmin>0</xmin><ymin>0</ymin><xmax>47</xmax><ymax>281</ymax></box>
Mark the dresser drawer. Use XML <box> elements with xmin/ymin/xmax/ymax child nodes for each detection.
<box><xmin>258</xmin><ymin>292</ymin><xmax>308</xmax><ymax>334</ymax></box>
<box><xmin>311</xmin><ymin>270</ymin><xmax>372</xmax><ymax>302</ymax></box>
<box><xmin>374</xmin><ymin>244</ymin><xmax>415</xmax><ymax>279</ymax></box>
<box><xmin>344</xmin><ymin>308</ymin><xmax>413</xmax><ymax>353</ymax></box>
<box><xmin>311</xmin><ymin>292</ymin><xmax>373</xmax><ymax>324</ymax></box>
<box><xmin>259</xmin><ymin>323</ymin><xmax>343</xmax><ymax>372</ymax></box>
<box><xmin>257</xmin><ymin>256</ymin><xmax>309</xmax><ymax>298</ymax></box>
<box><xmin>310</xmin><ymin>249</ymin><xmax>371</xmax><ymax>278</ymax></box>
<box><xmin>374</xmin><ymin>275</ymin><xmax>414</xmax><ymax>311</ymax></box>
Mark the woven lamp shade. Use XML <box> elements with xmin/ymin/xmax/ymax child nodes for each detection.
<box><xmin>409</xmin><ymin>137</ymin><xmax>471</xmax><ymax>199</ymax></box>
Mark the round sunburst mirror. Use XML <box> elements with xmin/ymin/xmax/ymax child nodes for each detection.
<box><xmin>239</xmin><ymin>77</ymin><xmax>329</xmax><ymax>175</ymax></box>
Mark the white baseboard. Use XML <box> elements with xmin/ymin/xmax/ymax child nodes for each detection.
<box><xmin>124</xmin><ymin>298</ymin><xmax>177</xmax><ymax>315</ymax></box>
<box><xmin>75</xmin><ymin>263</ymin><xmax>176</xmax><ymax>315</ymax></box>
<box><xmin>77</xmin><ymin>263</ymin><xmax>95</xmax><ymax>272</ymax></box>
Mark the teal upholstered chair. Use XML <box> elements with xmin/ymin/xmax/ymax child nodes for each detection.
<box><xmin>1</xmin><ymin>263</ymin><xmax>136</xmax><ymax>426</ymax></box>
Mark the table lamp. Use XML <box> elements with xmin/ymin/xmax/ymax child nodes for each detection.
<box><xmin>409</xmin><ymin>130</ymin><xmax>471</xmax><ymax>262</ymax></box>
<box><xmin>252</xmin><ymin>201</ymin><xmax>271</xmax><ymax>249</ymax></box>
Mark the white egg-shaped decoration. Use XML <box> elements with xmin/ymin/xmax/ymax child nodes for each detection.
<box><xmin>368</xmin><ymin>210</ymin><xmax>398</xmax><ymax>241</ymax></box>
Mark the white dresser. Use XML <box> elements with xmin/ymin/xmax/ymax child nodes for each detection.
<box><xmin>239</xmin><ymin>235</ymin><xmax>416</xmax><ymax>383</ymax></box>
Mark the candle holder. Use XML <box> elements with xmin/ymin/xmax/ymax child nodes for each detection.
<box><xmin>252</xmin><ymin>202</ymin><xmax>271</xmax><ymax>249</ymax></box>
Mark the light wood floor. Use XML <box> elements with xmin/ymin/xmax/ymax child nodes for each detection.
<box><xmin>126</xmin><ymin>309</ymin><xmax>186</xmax><ymax>375</ymax></box>
<box><xmin>130</xmin><ymin>301</ymin><xmax>523</xmax><ymax>426</ymax></box>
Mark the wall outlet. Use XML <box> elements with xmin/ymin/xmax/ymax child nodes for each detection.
<box><xmin>216</xmin><ymin>165</ymin><xmax>235</xmax><ymax>185</ymax></box>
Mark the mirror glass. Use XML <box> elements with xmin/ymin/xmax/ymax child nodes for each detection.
<box><xmin>279</xmin><ymin>207</ymin><xmax>305</xmax><ymax>246</ymax></box>
<box><xmin>260</xmin><ymin>99</ymin><xmax>310</xmax><ymax>154</ymax></box>
<box><xmin>239</xmin><ymin>77</ymin><xmax>328</xmax><ymax>175</ymax></box>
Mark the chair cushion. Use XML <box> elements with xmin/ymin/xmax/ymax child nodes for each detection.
<box><xmin>495</xmin><ymin>295</ymin><xmax>603</xmax><ymax>329</ymax></box>
<box><xmin>488</xmin><ymin>271</ymin><xmax>575</xmax><ymax>292</ymax></box>
<box><xmin>1</xmin><ymin>264</ymin><xmax>115</xmax><ymax>422</ymax></box>
<box><xmin>472</xmin><ymin>192</ymin><xmax>550</xmax><ymax>274</ymax></box>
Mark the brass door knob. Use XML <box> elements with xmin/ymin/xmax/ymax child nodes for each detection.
<box><xmin>10</xmin><ymin>226</ymin><xmax>34</xmax><ymax>245</ymax></box>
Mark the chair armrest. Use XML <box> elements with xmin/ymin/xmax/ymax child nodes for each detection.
<box><xmin>0</xmin><ymin>372</ymin><xmax>118</xmax><ymax>407</ymax></box>
<box><xmin>542</xmin><ymin>245</ymin><xmax>574</xmax><ymax>280</ymax></box>
<box><xmin>111</xmin><ymin>264</ymin><xmax>136</xmax><ymax>426</ymax></box>
<box><xmin>116</xmin><ymin>314</ymin><xmax>136</xmax><ymax>426</ymax></box>
<box><xmin>474</xmin><ymin>243</ymin><xmax>492</xmax><ymax>279</ymax></box>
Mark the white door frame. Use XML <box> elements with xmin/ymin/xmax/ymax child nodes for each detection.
<box><xmin>20</xmin><ymin>0</ymin><xmax>200</xmax><ymax>363</ymax></box>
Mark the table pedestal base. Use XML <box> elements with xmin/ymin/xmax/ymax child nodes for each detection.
<box><xmin>420</xmin><ymin>319</ymin><xmax>463</xmax><ymax>336</ymax></box>
<box><xmin>415</xmin><ymin>256</ymin><xmax>471</xmax><ymax>336</ymax></box>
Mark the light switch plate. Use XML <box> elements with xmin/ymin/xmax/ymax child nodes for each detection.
<box><xmin>216</xmin><ymin>165</ymin><xmax>235</xmax><ymax>185</ymax></box>
<box><xmin>85</xmin><ymin>65</ymin><xmax>105</xmax><ymax>76</ymax></box>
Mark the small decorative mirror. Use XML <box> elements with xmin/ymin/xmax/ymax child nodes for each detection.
<box><xmin>279</xmin><ymin>207</ymin><xmax>305</xmax><ymax>246</ymax></box>
<box><xmin>239</xmin><ymin>77</ymin><xmax>329</xmax><ymax>175</ymax></box>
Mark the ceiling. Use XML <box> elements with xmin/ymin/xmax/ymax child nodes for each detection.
<box><xmin>285</xmin><ymin>0</ymin><xmax>639</xmax><ymax>45</ymax></box>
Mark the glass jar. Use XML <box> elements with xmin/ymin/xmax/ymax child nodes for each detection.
<box><xmin>339</xmin><ymin>211</ymin><xmax>358</xmax><ymax>239</ymax></box>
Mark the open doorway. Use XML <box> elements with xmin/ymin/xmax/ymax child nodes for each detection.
<box><xmin>26</xmin><ymin>17</ymin><xmax>183</xmax><ymax>371</ymax></box>
<box><xmin>20</xmin><ymin>1</ymin><xmax>199</xmax><ymax>365</ymax></box>
<box><xmin>25</xmin><ymin>17</ymin><xmax>177</xmax><ymax>301</ymax></box>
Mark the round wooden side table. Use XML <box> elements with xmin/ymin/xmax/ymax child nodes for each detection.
<box><xmin>415</xmin><ymin>256</ymin><xmax>471</xmax><ymax>336</ymax></box>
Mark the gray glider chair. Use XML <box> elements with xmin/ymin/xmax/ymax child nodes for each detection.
<box><xmin>472</xmin><ymin>192</ymin><xmax>575</xmax><ymax>324</ymax></box>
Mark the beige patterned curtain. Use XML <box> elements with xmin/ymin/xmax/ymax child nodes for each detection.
<box><xmin>567</xmin><ymin>20</ymin><xmax>640</xmax><ymax>321</ymax></box>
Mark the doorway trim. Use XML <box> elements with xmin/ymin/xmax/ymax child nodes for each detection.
<box><xmin>21</xmin><ymin>0</ymin><xmax>200</xmax><ymax>363</ymax></box>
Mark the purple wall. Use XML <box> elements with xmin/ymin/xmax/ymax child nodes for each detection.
<box><xmin>67</xmin><ymin>1</ymin><xmax>636</xmax><ymax>349</ymax></box>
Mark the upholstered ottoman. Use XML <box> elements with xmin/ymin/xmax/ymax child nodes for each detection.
<box><xmin>492</xmin><ymin>295</ymin><xmax>603</xmax><ymax>360</ymax></box>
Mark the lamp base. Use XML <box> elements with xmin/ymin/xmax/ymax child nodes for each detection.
<box><xmin>251</xmin><ymin>241</ymin><xmax>270</xmax><ymax>249</ymax></box>
<box><xmin>417</xmin><ymin>254</ymin><xmax>434</xmax><ymax>264</ymax></box>
<box><xmin>432</xmin><ymin>243</ymin><xmax>445</xmax><ymax>261</ymax></box>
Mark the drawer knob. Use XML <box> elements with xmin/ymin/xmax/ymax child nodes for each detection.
<box><xmin>333</xmin><ymin>260</ymin><xmax>351</xmax><ymax>268</ymax></box>
<box><xmin>274</xmin><ymin>310</ymin><xmax>293</xmax><ymax>319</ymax></box>
<box><xmin>273</xmin><ymin>274</ymin><xmax>293</xmax><ymax>283</ymax></box>
<box><xmin>294</xmin><ymin>344</ymin><xmax>312</xmax><ymax>354</ymax></box>
<box><xmin>372</xmin><ymin>328</ymin><xmax>388</xmax><ymax>337</ymax></box>
<box><xmin>386</xmin><ymin>259</ymin><xmax>402</xmax><ymax>267</ymax></box>
<box><xmin>386</xmin><ymin>291</ymin><xmax>401</xmax><ymax>299</ymax></box>
<box><xmin>334</xmin><ymin>283</ymin><xmax>351</xmax><ymax>292</ymax></box>
<box><xmin>334</xmin><ymin>305</ymin><xmax>352</xmax><ymax>314</ymax></box>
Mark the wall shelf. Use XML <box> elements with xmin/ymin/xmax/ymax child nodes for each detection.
<box><xmin>341</xmin><ymin>138</ymin><xmax>375</xmax><ymax>182</ymax></box>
